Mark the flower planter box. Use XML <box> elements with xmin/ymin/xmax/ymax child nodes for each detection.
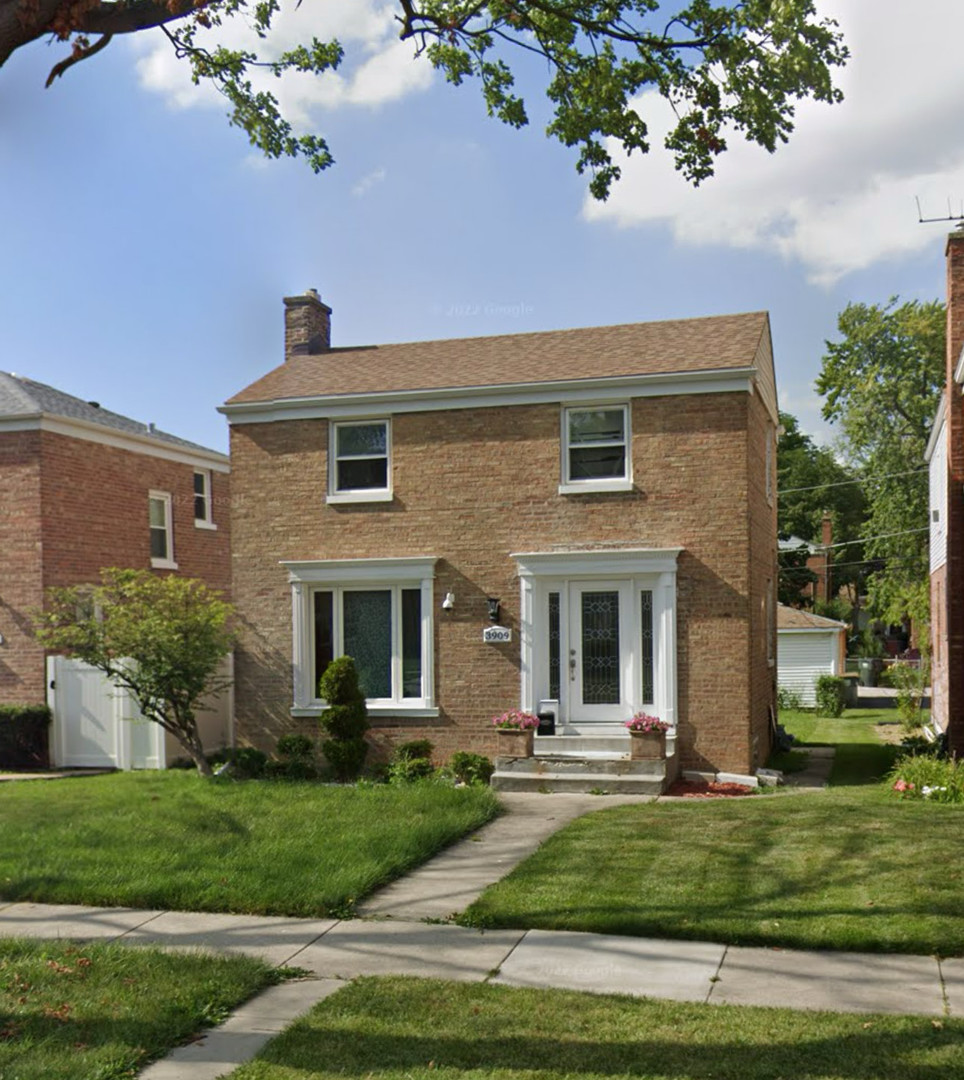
<box><xmin>497</xmin><ymin>728</ymin><xmax>535</xmax><ymax>757</ymax></box>
<box><xmin>629</xmin><ymin>730</ymin><xmax>666</xmax><ymax>760</ymax></box>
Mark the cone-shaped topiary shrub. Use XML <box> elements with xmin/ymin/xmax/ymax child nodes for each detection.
<box><xmin>318</xmin><ymin>655</ymin><xmax>369</xmax><ymax>780</ymax></box>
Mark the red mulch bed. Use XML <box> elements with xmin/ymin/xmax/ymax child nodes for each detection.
<box><xmin>665</xmin><ymin>779</ymin><xmax>755</xmax><ymax>798</ymax></box>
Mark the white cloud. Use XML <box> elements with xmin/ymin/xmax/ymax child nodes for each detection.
<box><xmin>352</xmin><ymin>166</ymin><xmax>387</xmax><ymax>197</ymax></box>
<box><xmin>131</xmin><ymin>0</ymin><xmax>433</xmax><ymax>122</ymax></box>
<box><xmin>583</xmin><ymin>1</ymin><xmax>964</xmax><ymax>285</ymax></box>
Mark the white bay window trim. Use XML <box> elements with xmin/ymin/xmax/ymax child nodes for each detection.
<box><xmin>284</xmin><ymin>557</ymin><xmax>437</xmax><ymax>717</ymax></box>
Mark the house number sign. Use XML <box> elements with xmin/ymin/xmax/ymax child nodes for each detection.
<box><xmin>483</xmin><ymin>626</ymin><xmax>512</xmax><ymax>643</ymax></box>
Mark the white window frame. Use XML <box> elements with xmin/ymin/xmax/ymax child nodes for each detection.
<box><xmin>284</xmin><ymin>557</ymin><xmax>437</xmax><ymax>718</ymax></box>
<box><xmin>193</xmin><ymin>469</ymin><xmax>216</xmax><ymax>529</ymax></box>
<box><xmin>559</xmin><ymin>403</ymin><xmax>632</xmax><ymax>494</ymax></box>
<box><xmin>327</xmin><ymin>418</ymin><xmax>393</xmax><ymax>504</ymax></box>
<box><xmin>149</xmin><ymin>490</ymin><xmax>177</xmax><ymax>570</ymax></box>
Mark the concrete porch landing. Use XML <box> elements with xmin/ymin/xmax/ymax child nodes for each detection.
<box><xmin>490</xmin><ymin>733</ymin><xmax>678</xmax><ymax>794</ymax></box>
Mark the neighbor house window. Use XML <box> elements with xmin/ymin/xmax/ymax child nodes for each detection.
<box><xmin>149</xmin><ymin>491</ymin><xmax>177</xmax><ymax>569</ymax></box>
<box><xmin>286</xmin><ymin>557</ymin><xmax>436</xmax><ymax>716</ymax></box>
<box><xmin>561</xmin><ymin>405</ymin><xmax>631</xmax><ymax>492</ymax></box>
<box><xmin>193</xmin><ymin>469</ymin><xmax>215</xmax><ymax>528</ymax></box>
<box><xmin>329</xmin><ymin>420</ymin><xmax>391</xmax><ymax>502</ymax></box>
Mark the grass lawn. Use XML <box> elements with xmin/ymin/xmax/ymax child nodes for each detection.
<box><xmin>0</xmin><ymin>938</ymin><xmax>274</xmax><ymax>1080</ymax></box>
<box><xmin>0</xmin><ymin>773</ymin><xmax>498</xmax><ymax>917</ymax></box>
<box><xmin>227</xmin><ymin>977</ymin><xmax>964</xmax><ymax>1080</ymax></box>
<box><xmin>461</xmin><ymin>709</ymin><xmax>964</xmax><ymax>955</ymax></box>
<box><xmin>780</xmin><ymin>707</ymin><xmax>903</xmax><ymax>786</ymax></box>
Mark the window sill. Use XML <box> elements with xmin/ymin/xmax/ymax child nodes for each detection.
<box><xmin>292</xmin><ymin>705</ymin><xmax>439</xmax><ymax>719</ymax></box>
<box><xmin>558</xmin><ymin>480</ymin><xmax>634</xmax><ymax>495</ymax></box>
<box><xmin>326</xmin><ymin>491</ymin><xmax>394</xmax><ymax>505</ymax></box>
<box><xmin>150</xmin><ymin>558</ymin><xmax>179</xmax><ymax>570</ymax></box>
<box><xmin>194</xmin><ymin>520</ymin><xmax>218</xmax><ymax>531</ymax></box>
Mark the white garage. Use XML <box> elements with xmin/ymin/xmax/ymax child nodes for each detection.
<box><xmin>777</xmin><ymin>605</ymin><xmax>847</xmax><ymax>707</ymax></box>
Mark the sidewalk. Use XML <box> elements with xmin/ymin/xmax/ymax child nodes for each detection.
<box><xmin>2</xmin><ymin>762</ymin><xmax>952</xmax><ymax>1080</ymax></box>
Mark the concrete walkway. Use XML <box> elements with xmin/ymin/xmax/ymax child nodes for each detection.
<box><xmin>7</xmin><ymin>750</ymin><xmax>950</xmax><ymax>1080</ymax></box>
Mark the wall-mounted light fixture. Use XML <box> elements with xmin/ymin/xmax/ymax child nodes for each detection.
<box><xmin>487</xmin><ymin>597</ymin><xmax>501</xmax><ymax>623</ymax></box>
<box><xmin>442</xmin><ymin>592</ymin><xmax>455</xmax><ymax>611</ymax></box>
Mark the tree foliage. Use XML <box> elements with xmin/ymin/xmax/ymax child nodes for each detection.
<box><xmin>34</xmin><ymin>568</ymin><xmax>236</xmax><ymax>776</ymax></box>
<box><xmin>1</xmin><ymin>1</ymin><xmax>847</xmax><ymax>197</ymax></box>
<box><xmin>816</xmin><ymin>299</ymin><xmax>946</xmax><ymax>629</ymax></box>
<box><xmin>777</xmin><ymin>410</ymin><xmax>865</xmax><ymax>607</ymax></box>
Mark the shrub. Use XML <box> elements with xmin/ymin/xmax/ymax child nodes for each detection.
<box><xmin>276</xmin><ymin>732</ymin><xmax>315</xmax><ymax>759</ymax></box>
<box><xmin>776</xmin><ymin>685</ymin><xmax>804</xmax><ymax>712</ymax></box>
<box><xmin>889</xmin><ymin>661</ymin><xmax>929</xmax><ymax>732</ymax></box>
<box><xmin>318</xmin><ymin>656</ymin><xmax>369</xmax><ymax>782</ymax></box>
<box><xmin>387</xmin><ymin>757</ymin><xmax>437</xmax><ymax>783</ymax></box>
<box><xmin>394</xmin><ymin>739</ymin><xmax>434</xmax><ymax>762</ymax></box>
<box><xmin>0</xmin><ymin>704</ymin><xmax>51</xmax><ymax>770</ymax></box>
<box><xmin>449</xmin><ymin>751</ymin><xmax>494</xmax><ymax>787</ymax></box>
<box><xmin>890</xmin><ymin>753</ymin><xmax>964</xmax><ymax>804</ymax></box>
<box><xmin>814</xmin><ymin>675</ymin><xmax>846</xmax><ymax>718</ymax></box>
<box><xmin>231</xmin><ymin>746</ymin><xmax>268</xmax><ymax>779</ymax></box>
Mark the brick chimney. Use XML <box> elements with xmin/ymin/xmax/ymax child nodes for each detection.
<box><xmin>283</xmin><ymin>289</ymin><xmax>331</xmax><ymax>360</ymax></box>
<box><xmin>943</xmin><ymin>228</ymin><xmax>964</xmax><ymax>756</ymax></box>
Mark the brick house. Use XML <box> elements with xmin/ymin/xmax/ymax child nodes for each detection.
<box><xmin>222</xmin><ymin>292</ymin><xmax>779</xmax><ymax>778</ymax></box>
<box><xmin>928</xmin><ymin>225</ymin><xmax>964</xmax><ymax>756</ymax></box>
<box><xmin>0</xmin><ymin>373</ymin><xmax>231</xmax><ymax>766</ymax></box>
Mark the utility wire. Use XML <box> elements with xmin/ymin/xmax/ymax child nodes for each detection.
<box><xmin>778</xmin><ymin>466</ymin><xmax>927</xmax><ymax>497</ymax></box>
<box><xmin>781</xmin><ymin>526</ymin><xmax>929</xmax><ymax>552</ymax></box>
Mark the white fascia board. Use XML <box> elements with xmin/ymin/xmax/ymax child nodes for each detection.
<box><xmin>220</xmin><ymin>369</ymin><xmax>757</xmax><ymax>425</ymax></box>
<box><xmin>513</xmin><ymin>547</ymin><xmax>683</xmax><ymax>578</ymax></box>
<box><xmin>924</xmin><ymin>393</ymin><xmax>947</xmax><ymax>464</ymax></box>
<box><xmin>0</xmin><ymin>414</ymin><xmax>230</xmax><ymax>472</ymax></box>
<box><xmin>282</xmin><ymin>556</ymin><xmax>437</xmax><ymax>584</ymax></box>
<box><xmin>777</xmin><ymin>626</ymin><xmax>847</xmax><ymax>635</ymax></box>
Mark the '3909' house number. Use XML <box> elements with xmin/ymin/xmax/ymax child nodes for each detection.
<box><xmin>483</xmin><ymin>625</ymin><xmax>512</xmax><ymax>644</ymax></box>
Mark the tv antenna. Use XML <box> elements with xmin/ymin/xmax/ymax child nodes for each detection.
<box><xmin>916</xmin><ymin>197</ymin><xmax>964</xmax><ymax>224</ymax></box>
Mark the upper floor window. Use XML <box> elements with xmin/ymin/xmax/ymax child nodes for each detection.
<box><xmin>560</xmin><ymin>405</ymin><xmax>632</xmax><ymax>493</ymax></box>
<box><xmin>328</xmin><ymin>419</ymin><xmax>392</xmax><ymax>503</ymax></box>
<box><xmin>193</xmin><ymin>469</ymin><xmax>216</xmax><ymax>529</ymax></box>
<box><xmin>149</xmin><ymin>491</ymin><xmax>177</xmax><ymax>570</ymax></box>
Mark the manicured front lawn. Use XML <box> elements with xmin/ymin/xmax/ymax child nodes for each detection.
<box><xmin>0</xmin><ymin>773</ymin><xmax>498</xmax><ymax>917</ymax></box>
<box><xmin>228</xmin><ymin>976</ymin><xmax>964</xmax><ymax>1080</ymax></box>
<box><xmin>0</xmin><ymin>938</ymin><xmax>274</xmax><ymax>1080</ymax></box>
<box><xmin>780</xmin><ymin>707</ymin><xmax>902</xmax><ymax>786</ymax></box>
<box><xmin>461</xmin><ymin>781</ymin><xmax>964</xmax><ymax>954</ymax></box>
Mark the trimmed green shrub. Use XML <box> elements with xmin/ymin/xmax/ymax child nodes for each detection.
<box><xmin>0</xmin><ymin>704</ymin><xmax>52</xmax><ymax>770</ymax></box>
<box><xmin>449</xmin><ymin>751</ymin><xmax>495</xmax><ymax>787</ymax></box>
<box><xmin>276</xmin><ymin>732</ymin><xmax>314</xmax><ymax>759</ymax></box>
<box><xmin>231</xmin><ymin>746</ymin><xmax>268</xmax><ymax>779</ymax></box>
<box><xmin>776</xmin><ymin>685</ymin><xmax>804</xmax><ymax>712</ymax></box>
<box><xmin>889</xmin><ymin>661</ymin><xmax>929</xmax><ymax>732</ymax></box>
<box><xmin>814</xmin><ymin>674</ymin><xmax>846</xmax><ymax>718</ymax></box>
<box><xmin>394</xmin><ymin>739</ymin><xmax>434</xmax><ymax>762</ymax></box>
<box><xmin>387</xmin><ymin>757</ymin><xmax>437</xmax><ymax>783</ymax></box>
<box><xmin>319</xmin><ymin>656</ymin><xmax>369</xmax><ymax>781</ymax></box>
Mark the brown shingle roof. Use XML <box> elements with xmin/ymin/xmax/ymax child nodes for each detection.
<box><xmin>777</xmin><ymin>604</ymin><xmax>848</xmax><ymax>631</ymax></box>
<box><xmin>226</xmin><ymin>311</ymin><xmax>770</xmax><ymax>405</ymax></box>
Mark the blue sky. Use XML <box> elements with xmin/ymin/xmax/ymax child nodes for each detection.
<box><xmin>0</xmin><ymin>1</ymin><xmax>957</xmax><ymax>455</ymax></box>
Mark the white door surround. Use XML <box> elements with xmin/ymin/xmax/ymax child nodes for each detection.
<box><xmin>513</xmin><ymin>548</ymin><xmax>680</xmax><ymax>734</ymax></box>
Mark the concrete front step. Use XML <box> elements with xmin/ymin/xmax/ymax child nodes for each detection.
<box><xmin>534</xmin><ymin>734</ymin><xmax>677</xmax><ymax>760</ymax></box>
<box><xmin>491</xmin><ymin>771</ymin><xmax>665</xmax><ymax>795</ymax></box>
<box><xmin>498</xmin><ymin>755</ymin><xmax>666</xmax><ymax>777</ymax></box>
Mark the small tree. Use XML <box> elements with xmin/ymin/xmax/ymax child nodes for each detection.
<box><xmin>318</xmin><ymin>656</ymin><xmax>369</xmax><ymax>782</ymax></box>
<box><xmin>35</xmin><ymin>568</ymin><xmax>235</xmax><ymax>777</ymax></box>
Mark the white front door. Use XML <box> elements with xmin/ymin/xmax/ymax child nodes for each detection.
<box><xmin>567</xmin><ymin>580</ymin><xmax>634</xmax><ymax>725</ymax></box>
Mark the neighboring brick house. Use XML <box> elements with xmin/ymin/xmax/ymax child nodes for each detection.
<box><xmin>928</xmin><ymin>225</ymin><xmax>964</xmax><ymax>756</ymax></box>
<box><xmin>222</xmin><ymin>292</ymin><xmax>779</xmax><ymax>777</ymax></box>
<box><xmin>0</xmin><ymin>373</ymin><xmax>231</xmax><ymax>766</ymax></box>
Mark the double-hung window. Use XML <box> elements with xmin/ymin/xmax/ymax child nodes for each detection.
<box><xmin>194</xmin><ymin>469</ymin><xmax>216</xmax><ymax>528</ymax></box>
<box><xmin>328</xmin><ymin>419</ymin><xmax>392</xmax><ymax>502</ymax></box>
<box><xmin>149</xmin><ymin>491</ymin><xmax>177</xmax><ymax>569</ymax></box>
<box><xmin>560</xmin><ymin>405</ymin><xmax>631</xmax><ymax>493</ymax></box>
<box><xmin>286</xmin><ymin>558</ymin><xmax>436</xmax><ymax>716</ymax></box>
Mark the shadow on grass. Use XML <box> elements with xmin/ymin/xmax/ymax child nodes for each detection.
<box><xmin>260</xmin><ymin>992</ymin><xmax>964</xmax><ymax>1080</ymax></box>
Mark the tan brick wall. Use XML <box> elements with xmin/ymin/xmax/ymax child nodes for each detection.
<box><xmin>0</xmin><ymin>428</ymin><xmax>231</xmax><ymax>709</ymax></box>
<box><xmin>231</xmin><ymin>389</ymin><xmax>774</xmax><ymax>774</ymax></box>
<box><xmin>0</xmin><ymin>431</ymin><xmax>45</xmax><ymax>703</ymax></box>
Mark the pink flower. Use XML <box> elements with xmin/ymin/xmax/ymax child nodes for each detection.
<box><xmin>893</xmin><ymin>779</ymin><xmax>914</xmax><ymax>793</ymax></box>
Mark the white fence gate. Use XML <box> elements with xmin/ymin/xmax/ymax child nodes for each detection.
<box><xmin>47</xmin><ymin>656</ymin><xmax>164</xmax><ymax>770</ymax></box>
